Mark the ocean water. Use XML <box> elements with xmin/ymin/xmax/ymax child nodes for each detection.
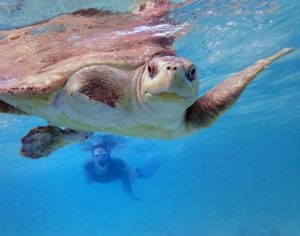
<box><xmin>0</xmin><ymin>1</ymin><xmax>299</xmax><ymax>236</ymax></box>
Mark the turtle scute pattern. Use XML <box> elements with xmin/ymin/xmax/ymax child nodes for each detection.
<box><xmin>0</xmin><ymin>7</ymin><xmax>179</xmax><ymax>96</ymax></box>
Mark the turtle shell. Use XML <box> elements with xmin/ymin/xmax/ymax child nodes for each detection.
<box><xmin>0</xmin><ymin>8</ymin><xmax>185</xmax><ymax>96</ymax></box>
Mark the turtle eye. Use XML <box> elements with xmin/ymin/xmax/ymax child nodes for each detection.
<box><xmin>148</xmin><ymin>65</ymin><xmax>152</xmax><ymax>74</ymax></box>
<box><xmin>187</xmin><ymin>65</ymin><xmax>196</xmax><ymax>81</ymax></box>
<box><xmin>147</xmin><ymin>63</ymin><xmax>156</xmax><ymax>79</ymax></box>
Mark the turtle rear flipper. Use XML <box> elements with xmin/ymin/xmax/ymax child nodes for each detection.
<box><xmin>0</xmin><ymin>100</ymin><xmax>27</xmax><ymax>115</ymax></box>
<box><xmin>20</xmin><ymin>125</ymin><xmax>90</xmax><ymax>159</ymax></box>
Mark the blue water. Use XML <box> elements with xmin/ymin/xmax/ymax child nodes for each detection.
<box><xmin>0</xmin><ymin>1</ymin><xmax>299</xmax><ymax>235</ymax></box>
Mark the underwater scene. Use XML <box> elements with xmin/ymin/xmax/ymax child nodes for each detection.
<box><xmin>0</xmin><ymin>0</ymin><xmax>299</xmax><ymax>235</ymax></box>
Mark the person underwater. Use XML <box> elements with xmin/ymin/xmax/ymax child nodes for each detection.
<box><xmin>83</xmin><ymin>135</ymin><xmax>161</xmax><ymax>201</ymax></box>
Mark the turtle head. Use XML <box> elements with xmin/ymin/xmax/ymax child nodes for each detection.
<box><xmin>141</xmin><ymin>56</ymin><xmax>199</xmax><ymax>107</ymax></box>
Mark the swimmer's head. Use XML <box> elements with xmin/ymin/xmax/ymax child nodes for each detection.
<box><xmin>92</xmin><ymin>147</ymin><xmax>109</xmax><ymax>166</ymax></box>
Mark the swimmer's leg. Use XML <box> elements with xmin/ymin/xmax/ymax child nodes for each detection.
<box><xmin>136</xmin><ymin>160</ymin><xmax>162</xmax><ymax>178</ymax></box>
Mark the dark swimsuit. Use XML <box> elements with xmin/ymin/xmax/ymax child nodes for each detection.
<box><xmin>84</xmin><ymin>157</ymin><xmax>139</xmax><ymax>201</ymax></box>
<box><xmin>84</xmin><ymin>157</ymin><xmax>127</xmax><ymax>183</ymax></box>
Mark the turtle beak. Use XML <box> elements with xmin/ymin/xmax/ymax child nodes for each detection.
<box><xmin>142</xmin><ymin>56</ymin><xmax>199</xmax><ymax>105</ymax></box>
<box><xmin>148</xmin><ymin>63</ymin><xmax>198</xmax><ymax>100</ymax></box>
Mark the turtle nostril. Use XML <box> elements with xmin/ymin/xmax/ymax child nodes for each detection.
<box><xmin>167</xmin><ymin>66</ymin><xmax>171</xmax><ymax>70</ymax></box>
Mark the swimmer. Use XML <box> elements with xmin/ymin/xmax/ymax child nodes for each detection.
<box><xmin>84</xmin><ymin>135</ymin><xmax>161</xmax><ymax>201</ymax></box>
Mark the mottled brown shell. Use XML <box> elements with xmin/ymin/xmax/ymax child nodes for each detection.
<box><xmin>0</xmin><ymin>7</ymin><xmax>185</xmax><ymax>96</ymax></box>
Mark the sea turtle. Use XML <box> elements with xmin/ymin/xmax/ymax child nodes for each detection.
<box><xmin>0</xmin><ymin>0</ymin><xmax>293</xmax><ymax>158</ymax></box>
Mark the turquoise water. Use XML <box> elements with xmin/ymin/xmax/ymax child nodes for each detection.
<box><xmin>0</xmin><ymin>1</ymin><xmax>299</xmax><ymax>235</ymax></box>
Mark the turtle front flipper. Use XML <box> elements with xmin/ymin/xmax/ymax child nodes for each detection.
<box><xmin>20</xmin><ymin>125</ymin><xmax>91</xmax><ymax>159</ymax></box>
<box><xmin>185</xmin><ymin>48</ymin><xmax>294</xmax><ymax>131</ymax></box>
